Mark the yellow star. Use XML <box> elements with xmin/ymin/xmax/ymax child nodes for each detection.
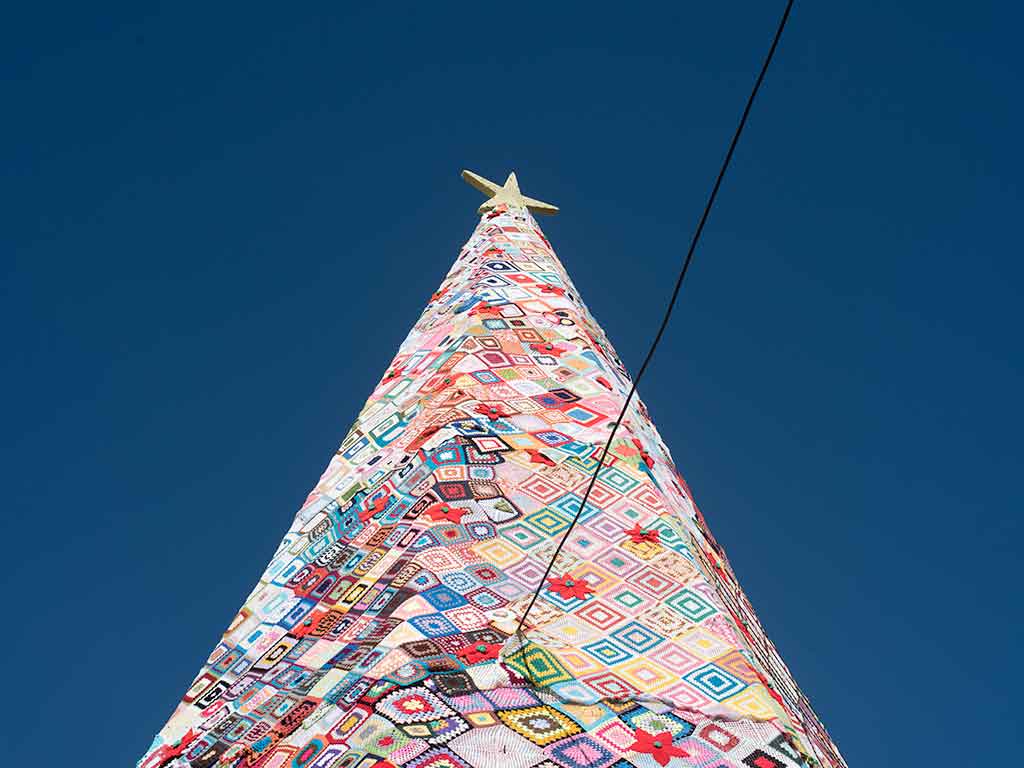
<box><xmin>461</xmin><ymin>169</ymin><xmax>559</xmax><ymax>216</ymax></box>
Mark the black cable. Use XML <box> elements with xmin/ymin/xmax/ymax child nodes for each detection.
<box><xmin>511</xmin><ymin>0</ymin><xmax>797</xmax><ymax>668</ymax></box>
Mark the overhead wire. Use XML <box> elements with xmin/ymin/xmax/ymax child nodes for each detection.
<box><xmin>510</xmin><ymin>0</ymin><xmax>797</xmax><ymax>691</ymax></box>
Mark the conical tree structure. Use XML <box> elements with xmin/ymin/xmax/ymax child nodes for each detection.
<box><xmin>141</xmin><ymin>173</ymin><xmax>845</xmax><ymax>768</ymax></box>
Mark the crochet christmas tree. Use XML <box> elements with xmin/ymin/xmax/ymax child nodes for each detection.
<box><xmin>141</xmin><ymin>171</ymin><xmax>844</xmax><ymax>768</ymax></box>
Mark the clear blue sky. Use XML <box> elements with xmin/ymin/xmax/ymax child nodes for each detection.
<box><xmin>3</xmin><ymin>2</ymin><xmax>1021</xmax><ymax>766</ymax></box>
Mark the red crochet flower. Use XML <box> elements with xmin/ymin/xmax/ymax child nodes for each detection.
<box><xmin>631</xmin><ymin>437</ymin><xmax>655</xmax><ymax>468</ymax></box>
<box><xmin>424</xmin><ymin>502</ymin><xmax>465</xmax><ymax>523</ymax></box>
<box><xmin>293</xmin><ymin>609</ymin><xmax>328</xmax><ymax>637</ymax></box>
<box><xmin>153</xmin><ymin>728</ymin><xmax>199</xmax><ymax>767</ymax></box>
<box><xmin>628</xmin><ymin>729</ymin><xmax>688</xmax><ymax>766</ymax></box>
<box><xmin>382</xmin><ymin>366</ymin><xmax>404</xmax><ymax>383</ymax></box>
<box><xmin>475</xmin><ymin>403</ymin><xmax>513</xmax><ymax>421</ymax></box>
<box><xmin>545</xmin><ymin>574</ymin><xmax>594</xmax><ymax>600</ymax></box>
<box><xmin>360</xmin><ymin>494</ymin><xmax>391</xmax><ymax>522</ymax></box>
<box><xmin>624</xmin><ymin>523</ymin><xmax>661</xmax><ymax>544</ymax></box>
<box><xmin>539</xmin><ymin>284</ymin><xmax>566</xmax><ymax>296</ymax></box>
<box><xmin>469</xmin><ymin>301</ymin><xmax>502</xmax><ymax>317</ymax></box>
<box><xmin>526</xmin><ymin>448</ymin><xmax>555</xmax><ymax>467</ymax></box>
<box><xmin>174</xmin><ymin>728</ymin><xmax>198</xmax><ymax>753</ymax></box>
<box><xmin>456</xmin><ymin>641</ymin><xmax>502</xmax><ymax>664</ymax></box>
<box><xmin>530</xmin><ymin>341</ymin><xmax>565</xmax><ymax>357</ymax></box>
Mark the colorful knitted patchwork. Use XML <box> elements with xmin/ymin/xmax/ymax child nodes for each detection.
<box><xmin>140</xmin><ymin>200</ymin><xmax>845</xmax><ymax>768</ymax></box>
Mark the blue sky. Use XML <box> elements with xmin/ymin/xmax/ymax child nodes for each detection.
<box><xmin>2</xmin><ymin>2</ymin><xmax>1022</xmax><ymax>766</ymax></box>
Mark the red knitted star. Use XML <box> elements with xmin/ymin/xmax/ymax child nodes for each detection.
<box><xmin>172</xmin><ymin>728</ymin><xmax>198</xmax><ymax>754</ymax></box>
<box><xmin>631</xmin><ymin>437</ymin><xmax>655</xmax><ymax>468</ymax></box>
<box><xmin>154</xmin><ymin>728</ymin><xmax>199</xmax><ymax>767</ymax></box>
<box><xmin>456</xmin><ymin>641</ymin><xmax>503</xmax><ymax>664</ymax></box>
<box><xmin>475</xmin><ymin>403</ymin><xmax>513</xmax><ymax>421</ymax></box>
<box><xmin>526</xmin><ymin>448</ymin><xmax>556</xmax><ymax>467</ymax></box>
<box><xmin>293</xmin><ymin>609</ymin><xmax>328</xmax><ymax>637</ymax></box>
<box><xmin>629</xmin><ymin>729</ymin><xmax>688</xmax><ymax>766</ymax></box>
<box><xmin>545</xmin><ymin>574</ymin><xmax>594</xmax><ymax>600</ymax></box>
<box><xmin>625</xmin><ymin>523</ymin><xmax>661</xmax><ymax>544</ymax></box>
<box><xmin>530</xmin><ymin>341</ymin><xmax>566</xmax><ymax>357</ymax></box>
<box><xmin>382</xmin><ymin>366</ymin><xmax>404</xmax><ymax>383</ymax></box>
<box><xmin>539</xmin><ymin>284</ymin><xmax>566</xmax><ymax>296</ymax></box>
<box><xmin>469</xmin><ymin>301</ymin><xmax>502</xmax><ymax>317</ymax></box>
<box><xmin>424</xmin><ymin>502</ymin><xmax>465</xmax><ymax>523</ymax></box>
<box><xmin>360</xmin><ymin>494</ymin><xmax>391</xmax><ymax>522</ymax></box>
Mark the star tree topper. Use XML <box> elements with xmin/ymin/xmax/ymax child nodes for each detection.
<box><xmin>461</xmin><ymin>169</ymin><xmax>559</xmax><ymax>216</ymax></box>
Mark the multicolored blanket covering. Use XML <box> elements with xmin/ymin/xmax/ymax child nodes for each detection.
<box><xmin>141</xmin><ymin>204</ymin><xmax>845</xmax><ymax>768</ymax></box>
